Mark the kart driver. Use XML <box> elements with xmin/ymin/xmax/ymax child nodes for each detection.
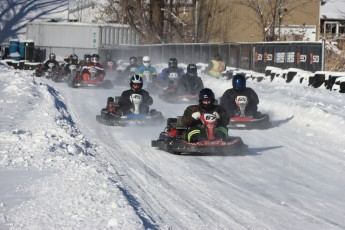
<box><xmin>181</xmin><ymin>88</ymin><xmax>229</xmax><ymax>143</ymax></box>
<box><xmin>220</xmin><ymin>73</ymin><xmax>260</xmax><ymax>117</ymax></box>
<box><xmin>118</xmin><ymin>75</ymin><xmax>153</xmax><ymax>115</ymax></box>
<box><xmin>176</xmin><ymin>64</ymin><xmax>204</xmax><ymax>95</ymax></box>
<box><xmin>204</xmin><ymin>53</ymin><xmax>226</xmax><ymax>78</ymax></box>
<box><xmin>159</xmin><ymin>57</ymin><xmax>185</xmax><ymax>87</ymax></box>
<box><xmin>43</xmin><ymin>53</ymin><xmax>60</xmax><ymax>71</ymax></box>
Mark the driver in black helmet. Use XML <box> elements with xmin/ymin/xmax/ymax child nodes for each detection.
<box><xmin>176</xmin><ymin>64</ymin><xmax>204</xmax><ymax>95</ymax></box>
<box><xmin>124</xmin><ymin>56</ymin><xmax>139</xmax><ymax>76</ymax></box>
<box><xmin>118</xmin><ymin>75</ymin><xmax>153</xmax><ymax>115</ymax></box>
<box><xmin>102</xmin><ymin>52</ymin><xmax>116</xmax><ymax>71</ymax></box>
<box><xmin>181</xmin><ymin>88</ymin><xmax>229</xmax><ymax>143</ymax></box>
<box><xmin>80</xmin><ymin>54</ymin><xmax>106</xmax><ymax>81</ymax></box>
<box><xmin>63</xmin><ymin>54</ymin><xmax>79</xmax><ymax>75</ymax></box>
<box><xmin>120</xmin><ymin>56</ymin><xmax>140</xmax><ymax>84</ymax></box>
<box><xmin>159</xmin><ymin>58</ymin><xmax>185</xmax><ymax>86</ymax></box>
<box><xmin>35</xmin><ymin>53</ymin><xmax>61</xmax><ymax>77</ymax></box>
<box><xmin>79</xmin><ymin>53</ymin><xmax>92</xmax><ymax>67</ymax></box>
<box><xmin>35</xmin><ymin>53</ymin><xmax>59</xmax><ymax>76</ymax></box>
<box><xmin>43</xmin><ymin>53</ymin><xmax>60</xmax><ymax>71</ymax></box>
<box><xmin>220</xmin><ymin>73</ymin><xmax>259</xmax><ymax>117</ymax></box>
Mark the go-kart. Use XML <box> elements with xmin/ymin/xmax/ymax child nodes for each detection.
<box><xmin>66</xmin><ymin>64</ymin><xmax>81</xmax><ymax>87</ymax></box>
<box><xmin>44</xmin><ymin>63</ymin><xmax>65</xmax><ymax>82</ymax></box>
<box><xmin>152</xmin><ymin>113</ymin><xmax>247</xmax><ymax>155</ymax></box>
<box><xmin>158</xmin><ymin>84</ymin><xmax>199</xmax><ymax>104</ymax></box>
<box><xmin>227</xmin><ymin>95</ymin><xmax>271</xmax><ymax>129</ymax></box>
<box><xmin>70</xmin><ymin>66</ymin><xmax>113</xmax><ymax>89</ymax></box>
<box><xmin>96</xmin><ymin>96</ymin><xmax>164</xmax><ymax>126</ymax></box>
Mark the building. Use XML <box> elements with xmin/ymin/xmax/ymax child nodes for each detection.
<box><xmin>197</xmin><ymin>0</ymin><xmax>321</xmax><ymax>42</ymax></box>
<box><xmin>26</xmin><ymin>22</ymin><xmax>139</xmax><ymax>61</ymax></box>
<box><xmin>320</xmin><ymin>0</ymin><xmax>345</xmax><ymax>40</ymax></box>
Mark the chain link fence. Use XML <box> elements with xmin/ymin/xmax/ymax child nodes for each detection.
<box><xmin>99</xmin><ymin>42</ymin><xmax>324</xmax><ymax>72</ymax></box>
<box><xmin>6</xmin><ymin>41</ymin><xmax>323</xmax><ymax>72</ymax></box>
<box><xmin>100</xmin><ymin>43</ymin><xmax>252</xmax><ymax>71</ymax></box>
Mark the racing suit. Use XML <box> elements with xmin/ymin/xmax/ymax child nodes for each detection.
<box><xmin>118</xmin><ymin>88</ymin><xmax>153</xmax><ymax>115</ymax></box>
<box><xmin>220</xmin><ymin>87</ymin><xmax>259</xmax><ymax>117</ymax></box>
<box><xmin>176</xmin><ymin>74</ymin><xmax>204</xmax><ymax>96</ymax></box>
<box><xmin>181</xmin><ymin>104</ymin><xmax>229</xmax><ymax>143</ymax></box>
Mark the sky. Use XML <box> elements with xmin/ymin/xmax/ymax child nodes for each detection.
<box><xmin>1</xmin><ymin>62</ymin><xmax>345</xmax><ymax>230</ymax></box>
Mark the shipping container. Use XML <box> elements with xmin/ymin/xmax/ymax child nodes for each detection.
<box><xmin>26</xmin><ymin>22</ymin><xmax>139</xmax><ymax>48</ymax></box>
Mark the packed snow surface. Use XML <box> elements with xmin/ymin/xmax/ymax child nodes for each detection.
<box><xmin>1</xmin><ymin>66</ymin><xmax>345</xmax><ymax>230</ymax></box>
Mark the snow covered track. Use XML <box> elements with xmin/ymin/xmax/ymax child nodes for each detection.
<box><xmin>1</xmin><ymin>69</ymin><xmax>345</xmax><ymax>229</ymax></box>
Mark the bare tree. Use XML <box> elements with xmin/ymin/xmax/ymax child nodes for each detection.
<box><xmin>197</xmin><ymin>0</ymin><xmax>237</xmax><ymax>43</ymax></box>
<box><xmin>200</xmin><ymin>0</ymin><xmax>219</xmax><ymax>42</ymax></box>
<box><xmin>233</xmin><ymin>0</ymin><xmax>319</xmax><ymax>41</ymax></box>
<box><xmin>97</xmin><ymin>0</ymin><xmax>252</xmax><ymax>43</ymax></box>
<box><xmin>96</xmin><ymin>0</ymin><xmax>201</xmax><ymax>44</ymax></box>
<box><xmin>0</xmin><ymin>0</ymin><xmax>68</xmax><ymax>44</ymax></box>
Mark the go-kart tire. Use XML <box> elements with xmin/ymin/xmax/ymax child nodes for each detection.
<box><xmin>171</xmin><ymin>151</ymin><xmax>181</xmax><ymax>155</ymax></box>
<box><xmin>96</xmin><ymin>115</ymin><xmax>102</xmax><ymax>122</ymax></box>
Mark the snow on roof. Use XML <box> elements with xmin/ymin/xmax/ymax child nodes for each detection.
<box><xmin>320</xmin><ymin>0</ymin><xmax>345</xmax><ymax>20</ymax></box>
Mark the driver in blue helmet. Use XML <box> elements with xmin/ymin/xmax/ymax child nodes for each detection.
<box><xmin>220</xmin><ymin>73</ymin><xmax>259</xmax><ymax>117</ymax></box>
<box><xmin>181</xmin><ymin>88</ymin><xmax>229</xmax><ymax>143</ymax></box>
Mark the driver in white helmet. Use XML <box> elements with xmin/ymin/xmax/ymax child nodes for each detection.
<box><xmin>135</xmin><ymin>56</ymin><xmax>158</xmax><ymax>84</ymax></box>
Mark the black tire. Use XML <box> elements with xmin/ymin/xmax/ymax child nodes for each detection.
<box><xmin>96</xmin><ymin>115</ymin><xmax>102</xmax><ymax>122</ymax></box>
<box><xmin>172</xmin><ymin>151</ymin><xmax>181</xmax><ymax>155</ymax></box>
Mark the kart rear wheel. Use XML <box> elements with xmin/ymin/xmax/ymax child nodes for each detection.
<box><xmin>96</xmin><ymin>115</ymin><xmax>102</xmax><ymax>122</ymax></box>
<box><xmin>172</xmin><ymin>151</ymin><xmax>181</xmax><ymax>155</ymax></box>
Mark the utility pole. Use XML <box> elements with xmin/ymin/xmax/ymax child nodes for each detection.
<box><xmin>195</xmin><ymin>0</ymin><xmax>199</xmax><ymax>43</ymax></box>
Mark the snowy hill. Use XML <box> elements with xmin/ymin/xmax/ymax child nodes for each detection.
<box><xmin>1</xmin><ymin>66</ymin><xmax>345</xmax><ymax>229</ymax></box>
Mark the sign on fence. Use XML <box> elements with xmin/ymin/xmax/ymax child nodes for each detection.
<box><xmin>253</xmin><ymin>42</ymin><xmax>323</xmax><ymax>72</ymax></box>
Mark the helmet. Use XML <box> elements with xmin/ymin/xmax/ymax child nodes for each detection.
<box><xmin>199</xmin><ymin>88</ymin><xmax>215</xmax><ymax>101</ymax></box>
<box><xmin>143</xmin><ymin>56</ymin><xmax>150</xmax><ymax>67</ymax></box>
<box><xmin>64</xmin><ymin>55</ymin><xmax>70</xmax><ymax>63</ymax></box>
<box><xmin>199</xmin><ymin>88</ymin><xmax>215</xmax><ymax>110</ymax></box>
<box><xmin>130</xmin><ymin>75</ymin><xmax>143</xmax><ymax>91</ymax></box>
<box><xmin>130</xmin><ymin>56</ymin><xmax>137</xmax><ymax>65</ymax></box>
<box><xmin>107</xmin><ymin>97</ymin><xmax>115</xmax><ymax>103</ymax></box>
<box><xmin>84</xmin><ymin>53</ymin><xmax>91</xmax><ymax>63</ymax></box>
<box><xmin>49</xmin><ymin>53</ymin><xmax>56</xmax><ymax>61</ymax></box>
<box><xmin>169</xmin><ymin>58</ymin><xmax>178</xmax><ymax>69</ymax></box>
<box><xmin>70</xmin><ymin>54</ymin><xmax>78</xmax><ymax>65</ymax></box>
<box><xmin>232</xmin><ymin>74</ymin><xmax>246</xmax><ymax>91</ymax></box>
<box><xmin>91</xmin><ymin>54</ymin><xmax>100</xmax><ymax>64</ymax></box>
<box><xmin>187</xmin><ymin>64</ymin><xmax>198</xmax><ymax>77</ymax></box>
